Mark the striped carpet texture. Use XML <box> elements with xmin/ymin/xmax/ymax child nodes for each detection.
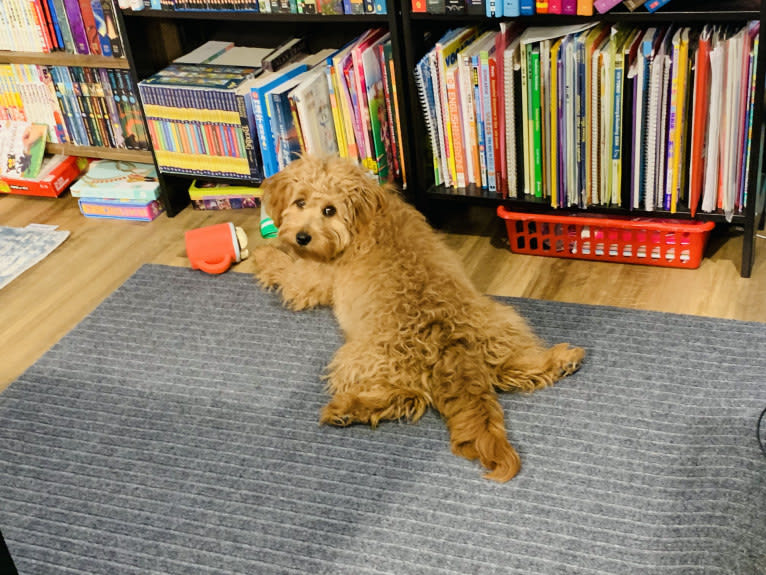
<box><xmin>1</xmin><ymin>264</ymin><xmax>764</xmax><ymax>574</ymax></box>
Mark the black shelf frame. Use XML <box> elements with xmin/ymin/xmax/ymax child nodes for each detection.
<box><xmin>401</xmin><ymin>0</ymin><xmax>766</xmax><ymax>277</ymax></box>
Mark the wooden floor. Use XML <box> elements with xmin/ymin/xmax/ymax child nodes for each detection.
<box><xmin>2</xmin><ymin>191</ymin><xmax>766</xmax><ymax>390</ymax></box>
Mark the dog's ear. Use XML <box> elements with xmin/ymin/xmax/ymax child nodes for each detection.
<box><xmin>345</xmin><ymin>170</ymin><xmax>391</xmax><ymax>230</ymax></box>
<box><xmin>262</xmin><ymin>169</ymin><xmax>294</xmax><ymax>228</ymax></box>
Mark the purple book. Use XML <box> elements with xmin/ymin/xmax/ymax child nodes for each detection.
<box><xmin>593</xmin><ymin>0</ymin><xmax>621</xmax><ymax>13</ymax></box>
<box><xmin>62</xmin><ymin>0</ymin><xmax>90</xmax><ymax>54</ymax></box>
<box><xmin>561</xmin><ymin>0</ymin><xmax>576</xmax><ymax>14</ymax></box>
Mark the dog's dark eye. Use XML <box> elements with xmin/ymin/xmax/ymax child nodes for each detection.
<box><xmin>294</xmin><ymin>199</ymin><xmax>305</xmax><ymax>209</ymax></box>
<box><xmin>323</xmin><ymin>205</ymin><xmax>336</xmax><ymax>217</ymax></box>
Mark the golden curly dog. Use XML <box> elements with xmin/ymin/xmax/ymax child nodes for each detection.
<box><xmin>252</xmin><ymin>156</ymin><xmax>585</xmax><ymax>482</ymax></box>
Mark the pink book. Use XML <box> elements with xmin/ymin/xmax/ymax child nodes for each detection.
<box><xmin>593</xmin><ymin>0</ymin><xmax>621</xmax><ymax>13</ymax></box>
<box><xmin>561</xmin><ymin>0</ymin><xmax>576</xmax><ymax>14</ymax></box>
<box><xmin>548</xmin><ymin>0</ymin><xmax>561</xmax><ymax>12</ymax></box>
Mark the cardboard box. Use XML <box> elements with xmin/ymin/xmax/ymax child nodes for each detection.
<box><xmin>0</xmin><ymin>155</ymin><xmax>85</xmax><ymax>198</ymax></box>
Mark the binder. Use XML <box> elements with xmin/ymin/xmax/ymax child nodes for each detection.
<box><xmin>688</xmin><ymin>26</ymin><xmax>712</xmax><ymax>217</ymax></box>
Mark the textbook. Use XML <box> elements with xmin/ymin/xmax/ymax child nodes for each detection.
<box><xmin>70</xmin><ymin>159</ymin><xmax>159</xmax><ymax>200</ymax></box>
<box><xmin>78</xmin><ymin>197</ymin><xmax>164</xmax><ymax>221</ymax></box>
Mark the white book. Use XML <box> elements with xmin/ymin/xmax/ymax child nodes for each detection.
<box><xmin>292</xmin><ymin>70</ymin><xmax>338</xmax><ymax>156</ymax></box>
<box><xmin>702</xmin><ymin>35</ymin><xmax>724</xmax><ymax>213</ymax></box>
<box><xmin>503</xmin><ymin>37</ymin><xmax>521</xmax><ymax>196</ymax></box>
<box><xmin>174</xmin><ymin>41</ymin><xmax>234</xmax><ymax>64</ymax></box>
<box><xmin>207</xmin><ymin>46</ymin><xmax>274</xmax><ymax>68</ymax></box>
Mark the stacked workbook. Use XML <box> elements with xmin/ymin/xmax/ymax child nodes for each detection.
<box><xmin>70</xmin><ymin>159</ymin><xmax>164</xmax><ymax>221</ymax></box>
<box><xmin>415</xmin><ymin>21</ymin><xmax>759</xmax><ymax>217</ymax></box>
<box><xmin>139</xmin><ymin>31</ymin><xmax>405</xmax><ymax>185</ymax></box>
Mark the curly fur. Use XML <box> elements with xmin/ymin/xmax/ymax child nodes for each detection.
<box><xmin>253</xmin><ymin>155</ymin><xmax>585</xmax><ymax>482</ymax></box>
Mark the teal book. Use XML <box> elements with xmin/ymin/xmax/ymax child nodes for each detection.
<box><xmin>70</xmin><ymin>159</ymin><xmax>160</xmax><ymax>200</ymax></box>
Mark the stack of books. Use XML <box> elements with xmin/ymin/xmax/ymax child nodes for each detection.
<box><xmin>138</xmin><ymin>63</ymin><xmax>263</xmax><ymax>180</ymax></box>
<box><xmin>0</xmin><ymin>0</ymin><xmax>124</xmax><ymax>56</ymax></box>
<box><xmin>415</xmin><ymin>21</ymin><xmax>759</xmax><ymax>218</ymax></box>
<box><xmin>70</xmin><ymin>159</ymin><xmax>164</xmax><ymax>221</ymax></box>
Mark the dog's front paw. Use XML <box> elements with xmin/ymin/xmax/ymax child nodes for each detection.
<box><xmin>319</xmin><ymin>403</ymin><xmax>353</xmax><ymax>427</ymax></box>
<box><xmin>252</xmin><ymin>245</ymin><xmax>291</xmax><ymax>289</ymax></box>
<box><xmin>557</xmin><ymin>345</ymin><xmax>585</xmax><ymax>377</ymax></box>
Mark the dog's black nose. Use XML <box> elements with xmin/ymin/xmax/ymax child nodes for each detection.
<box><xmin>296</xmin><ymin>231</ymin><xmax>312</xmax><ymax>246</ymax></box>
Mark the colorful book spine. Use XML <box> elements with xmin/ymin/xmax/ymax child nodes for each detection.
<box><xmin>62</xmin><ymin>0</ymin><xmax>90</xmax><ymax>54</ymax></box>
<box><xmin>593</xmin><ymin>0</ymin><xmax>620</xmax><ymax>13</ymax></box>
<box><xmin>519</xmin><ymin>0</ymin><xmax>534</xmax><ymax>14</ymax></box>
<box><xmin>78</xmin><ymin>198</ymin><xmax>164</xmax><ymax>221</ymax></box>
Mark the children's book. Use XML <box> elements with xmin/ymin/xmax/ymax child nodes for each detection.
<box><xmin>251</xmin><ymin>62</ymin><xmax>310</xmax><ymax>178</ymax></box>
<box><xmin>290</xmin><ymin>69</ymin><xmax>339</xmax><ymax>157</ymax></box>
<box><xmin>78</xmin><ymin>197</ymin><xmax>164</xmax><ymax>221</ymax></box>
<box><xmin>0</xmin><ymin>121</ymin><xmax>48</xmax><ymax>179</ymax></box>
<box><xmin>70</xmin><ymin>159</ymin><xmax>159</xmax><ymax>200</ymax></box>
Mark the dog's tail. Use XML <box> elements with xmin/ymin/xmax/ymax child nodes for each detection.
<box><xmin>433</xmin><ymin>351</ymin><xmax>521</xmax><ymax>482</ymax></box>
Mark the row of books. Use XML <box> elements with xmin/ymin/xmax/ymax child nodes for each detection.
<box><xmin>139</xmin><ymin>31</ymin><xmax>405</xmax><ymax>184</ymax></box>
<box><xmin>1</xmin><ymin>63</ymin><xmax>149</xmax><ymax>150</ymax></box>
<box><xmin>411</xmin><ymin>0</ymin><xmax>670</xmax><ymax>16</ymax></box>
<box><xmin>415</xmin><ymin>21</ymin><xmax>759</xmax><ymax>218</ymax></box>
<box><xmin>119</xmin><ymin>0</ymin><xmax>387</xmax><ymax>14</ymax></box>
<box><xmin>0</xmin><ymin>0</ymin><xmax>124</xmax><ymax>56</ymax></box>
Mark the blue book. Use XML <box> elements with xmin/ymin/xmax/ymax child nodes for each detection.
<box><xmin>503</xmin><ymin>0</ymin><xmax>519</xmax><ymax>16</ymax></box>
<box><xmin>44</xmin><ymin>0</ymin><xmax>65</xmax><ymax>50</ymax></box>
<box><xmin>251</xmin><ymin>63</ymin><xmax>309</xmax><ymax>177</ymax></box>
<box><xmin>89</xmin><ymin>0</ymin><xmax>113</xmax><ymax>57</ymax></box>
<box><xmin>645</xmin><ymin>0</ymin><xmax>673</xmax><ymax>13</ymax></box>
<box><xmin>267</xmin><ymin>74</ymin><xmax>307</xmax><ymax>171</ymax></box>
<box><xmin>520</xmin><ymin>0</ymin><xmax>534</xmax><ymax>15</ymax></box>
<box><xmin>486</xmin><ymin>0</ymin><xmax>502</xmax><ymax>16</ymax></box>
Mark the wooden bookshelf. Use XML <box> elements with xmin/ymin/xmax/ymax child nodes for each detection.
<box><xmin>0</xmin><ymin>51</ymin><xmax>131</xmax><ymax>69</ymax></box>
<box><xmin>46</xmin><ymin>143</ymin><xmax>153</xmax><ymax>163</ymax></box>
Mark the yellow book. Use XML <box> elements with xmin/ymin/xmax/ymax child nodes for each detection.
<box><xmin>670</xmin><ymin>28</ymin><xmax>690</xmax><ymax>213</ymax></box>
<box><xmin>436</xmin><ymin>27</ymin><xmax>478</xmax><ymax>188</ymax></box>
<box><xmin>549</xmin><ymin>38</ymin><xmax>561</xmax><ymax>208</ymax></box>
<box><xmin>328</xmin><ymin>65</ymin><xmax>348</xmax><ymax>159</ymax></box>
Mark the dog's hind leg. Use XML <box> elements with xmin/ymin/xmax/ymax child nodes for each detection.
<box><xmin>320</xmin><ymin>341</ymin><xmax>430</xmax><ymax>428</ymax></box>
<box><xmin>432</xmin><ymin>348</ymin><xmax>521</xmax><ymax>482</ymax></box>
<box><xmin>493</xmin><ymin>343</ymin><xmax>585</xmax><ymax>393</ymax></box>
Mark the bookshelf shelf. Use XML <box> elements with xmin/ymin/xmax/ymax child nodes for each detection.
<box><xmin>0</xmin><ymin>51</ymin><xmax>131</xmax><ymax>69</ymax></box>
<box><xmin>404</xmin><ymin>1</ymin><xmax>765</xmax><ymax>277</ymax></box>
<box><xmin>45</xmin><ymin>144</ymin><xmax>154</xmax><ymax>164</ymax></box>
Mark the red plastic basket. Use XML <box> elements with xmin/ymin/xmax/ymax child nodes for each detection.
<box><xmin>497</xmin><ymin>207</ymin><xmax>715</xmax><ymax>269</ymax></box>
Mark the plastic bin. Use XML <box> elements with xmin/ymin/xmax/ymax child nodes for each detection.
<box><xmin>497</xmin><ymin>207</ymin><xmax>715</xmax><ymax>269</ymax></box>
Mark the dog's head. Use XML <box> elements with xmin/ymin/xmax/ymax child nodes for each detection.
<box><xmin>262</xmin><ymin>155</ymin><xmax>390</xmax><ymax>261</ymax></box>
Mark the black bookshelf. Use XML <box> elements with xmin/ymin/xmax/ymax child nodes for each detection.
<box><xmin>401</xmin><ymin>0</ymin><xmax>766</xmax><ymax>277</ymax></box>
<box><xmin>115</xmin><ymin>1</ymin><xmax>413</xmax><ymax>217</ymax></box>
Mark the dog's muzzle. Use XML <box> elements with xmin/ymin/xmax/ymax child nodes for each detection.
<box><xmin>296</xmin><ymin>231</ymin><xmax>312</xmax><ymax>246</ymax></box>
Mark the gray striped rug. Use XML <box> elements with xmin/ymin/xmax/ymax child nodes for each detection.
<box><xmin>1</xmin><ymin>264</ymin><xmax>764</xmax><ymax>574</ymax></box>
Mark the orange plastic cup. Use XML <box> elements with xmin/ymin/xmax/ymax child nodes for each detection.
<box><xmin>185</xmin><ymin>222</ymin><xmax>242</xmax><ymax>275</ymax></box>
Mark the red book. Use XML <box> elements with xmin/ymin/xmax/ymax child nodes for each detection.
<box><xmin>548</xmin><ymin>0</ymin><xmax>562</xmax><ymax>12</ymax></box>
<box><xmin>77</xmin><ymin>0</ymin><xmax>101</xmax><ymax>55</ymax></box>
<box><xmin>412</xmin><ymin>0</ymin><xmax>426</xmax><ymax>11</ymax></box>
<box><xmin>688</xmin><ymin>29</ymin><xmax>711</xmax><ymax>217</ymax></box>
